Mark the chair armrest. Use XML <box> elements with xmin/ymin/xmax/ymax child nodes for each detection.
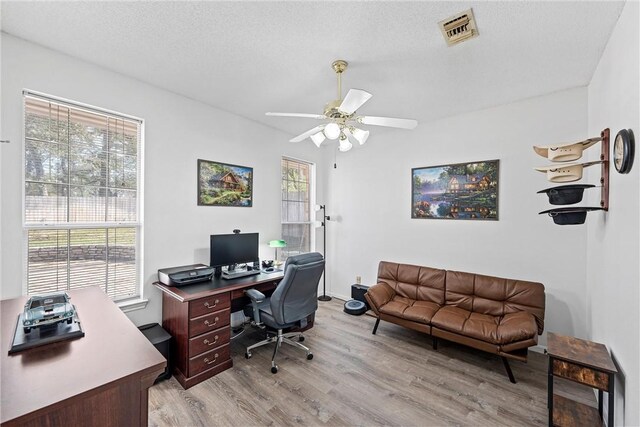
<box><xmin>365</xmin><ymin>282</ymin><xmax>396</xmax><ymax>312</ymax></box>
<box><xmin>245</xmin><ymin>289</ymin><xmax>265</xmax><ymax>302</ymax></box>
<box><xmin>244</xmin><ymin>289</ymin><xmax>266</xmax><ymax>325</ymax></box>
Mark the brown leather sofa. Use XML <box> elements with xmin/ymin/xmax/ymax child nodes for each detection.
<box><xmin>364</xmin><ymin>261</ymin><xmax>545</xmax><ymax>383</ymax></box>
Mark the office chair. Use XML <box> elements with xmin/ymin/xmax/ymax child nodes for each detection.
<box><xmin>243</xmin><ymin>252</ymin><xmax>325</xmax><ymax>373</ymax></box>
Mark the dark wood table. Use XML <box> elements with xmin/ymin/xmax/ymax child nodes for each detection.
<box><xmin>1</xmin><ymin>287</ymin><xmax>166</xmax><ymax>426</ymax></box>
<box><xmin>547</xmin><ymin>332</ymin><xmax>617</xmax><ymax>427</ymax></box>
<box><xmin>154</xmin><ymin>271</ymin><xmax>285</xmax><ymax>389</ymax></box>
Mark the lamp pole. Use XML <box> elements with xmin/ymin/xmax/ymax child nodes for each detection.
<box><xmin>318</xmin><ymin>205</ymin><xmax>332</xmax><ymax>301</ymax></box>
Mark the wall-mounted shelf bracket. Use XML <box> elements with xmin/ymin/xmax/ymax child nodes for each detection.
<box><xmin>600</xmin><ymin>128</ymin><xmax>609</xmax><ymax>211</ymax></box>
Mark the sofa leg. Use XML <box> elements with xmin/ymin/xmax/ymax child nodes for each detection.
<box><xmin>432</xmin><ymin>336</ymin><xmax>438</xmax><ymax>350</ymax></box>
<box><xmin>372</xmin><ymin>318</ymin><xmax>380</xmax><ymax>335</ymax></box>
<box><xmin>501</xmin><ymin>356</ymin><xmax>517</xmax><ymax>384</ymax></box>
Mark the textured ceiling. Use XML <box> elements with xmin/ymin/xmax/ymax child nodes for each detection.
<box><xmin>1</xmin><ymin>1</ymin><xmax>625</xmax><ymax>136</ymax></box>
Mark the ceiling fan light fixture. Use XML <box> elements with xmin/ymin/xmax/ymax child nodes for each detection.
<box><xmin>338</xmin><ymin>135</ymin><xmax>353</xmax><ymax>152</ymax></box>
<box><xmin>310</xmin><ymin>132</ymin><xmax>326</xmax><ymax>147</ymax></box>
<box><xmin>324</xmin><ymin>122</ymin><xmax>341</xmax><ymax>140</ymax></box>
<box><xmin>351</xmin><ymin>128</ymin><xmax>370</xmax><ymax>145</ymax></box>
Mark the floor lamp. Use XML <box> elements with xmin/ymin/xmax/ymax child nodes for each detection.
<box><xmin>316</xmin><ymin>205</ymin><xmax>332</xmax><ymax>301</ymax></box>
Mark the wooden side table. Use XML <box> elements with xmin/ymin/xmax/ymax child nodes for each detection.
<box><xmin>547</xmin><ymin>332</ymin><xmax>617</xmax><ymax>427</ymax></box>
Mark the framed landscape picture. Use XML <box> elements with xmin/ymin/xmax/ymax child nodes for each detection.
<box><xmin>412</xmin><ymin>159</ymin><xmax>499</xmax><ymax>220</ymax></box>
<box><xmin>197</xmin><ymin>159</ymin><xmax>253</xmax><ymax>207</ymax></box>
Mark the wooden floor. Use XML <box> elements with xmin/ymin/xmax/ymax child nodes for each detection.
<box><xmin>149</xmin><ymin>299</ymin><xmax>595</xmax><ymax>426</ymax></box>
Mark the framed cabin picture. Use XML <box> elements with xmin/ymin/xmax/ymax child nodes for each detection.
<box><xmin>197</xmin><ymin>159</ymin><xmax>253</xmax><ymax>207</ymax></box>
<box><xmin>411</xmin><ymin>159</ymin><xmax>499</xmax><ymax>220</ymax></box>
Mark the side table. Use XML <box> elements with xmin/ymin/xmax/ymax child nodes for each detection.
<box><xmin>547</xmin><ymin>332</ymin><xmax>617</xmax><ymax>427</ymax></box>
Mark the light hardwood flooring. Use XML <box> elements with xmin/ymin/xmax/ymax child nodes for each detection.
<box><xmin>149</xmin><ymin>299</ymin><xmax>595</xmax><ymax>426</ymax></box>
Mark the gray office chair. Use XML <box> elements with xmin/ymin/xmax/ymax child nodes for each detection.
<box><xmin>243</xmin><ymin>252</ymin><xmax>325</xmax><ymax>373</ymax></box>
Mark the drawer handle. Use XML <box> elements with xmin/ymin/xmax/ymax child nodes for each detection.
<box><xmin>204</xmin><ymin>299</ymin><xmax>219</xmax><ymax>309</ymax></box>
<box><xmin>203</xmin><ymin>335</ymin><xmax>219</xmax><ymax>346</ymax></box>
<box><xmin>204</xmin><ymin>353</ymin><xmax>219</xmax><ymax>365</ymax></box>
<box><xmin>204</xmin><ymin>317</ymin><xmax>219</xmax><ymax>327</ymax></box>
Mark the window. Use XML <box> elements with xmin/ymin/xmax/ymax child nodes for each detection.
<box><xmin>23</xmin><ymin>92</ymin><xmax>143</xmax><ymax>302</ymax></box>
<box><xmin>281</xmin><ymin>157</ymin><xmax>314</xmax><ymax>259</ymax></box>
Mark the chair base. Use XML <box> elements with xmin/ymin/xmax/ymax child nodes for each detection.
<box><xmin>245</xmin><ymin>328</ymin><xmax>312</xmax><ymax>373</ymax></box>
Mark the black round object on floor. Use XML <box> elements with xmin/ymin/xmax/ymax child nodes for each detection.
<box><xmin>343</xmin><ymin>299</ymin><xmax>367</xmax><ymax>315</ymax></box>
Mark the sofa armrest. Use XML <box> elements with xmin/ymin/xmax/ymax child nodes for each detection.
<box><xmin>365</xmin><ymin>282</ymin><xmax>396</xmax><ymax>312</ymax></box>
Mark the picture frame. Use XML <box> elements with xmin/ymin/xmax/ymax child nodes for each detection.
<box><xmin>411</xmin><ymin>159</ymin><xmax>499</xmax><ymax>220</ymax></box>
<box><xmin>197</xmin><ymin>159</ymin><xmax>253</xmax><ymax>207</ymax></box>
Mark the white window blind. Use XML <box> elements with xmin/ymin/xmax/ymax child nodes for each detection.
<box><xmin>23</xmin><ymin>92</ymin><xmax>143</xmax><ymax>302</ymax></box>
<box><xmin>281</xmin><ymin>157</ymin><xmax>314</xmax><ymax>259</ymax></box>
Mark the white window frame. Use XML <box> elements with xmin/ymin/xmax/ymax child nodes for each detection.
<box><xmin>281</xmin><ymin>156</ymin><xmax>316</xmax><ymax>257</ymax></box>
<box><xmin>21</xmin><ymin>90</ymin><xmax>146</xmax><ymax>311</ymax></box>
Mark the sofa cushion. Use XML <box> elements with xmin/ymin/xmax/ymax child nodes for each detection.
<box><xmin>379</xmin><ymin>296</ymin><xmax>440</xmax><ymax>324</ymax></box>
<box><xmin>431</xmin><ymin>306</ymin><xmax>499</xmax><ymax>343</ymax></box>
<box><xmin>497</xmin><ymin>311</ymin><xmax>538</xmax><ymax>344</ymax></box>
<box><xmin>431</xmin><ymin>306</ymin><xmax>538</xmax><ymax>345</ymax></box>
<box><xmin>445</xmin><ymin>270</ymin><xmax>546</xmax><ymax>335</ymax></box>
<box><xmin>378</xmin><ymin>261</ymin><xmax>446</xmax><ymax>305</ymax></box>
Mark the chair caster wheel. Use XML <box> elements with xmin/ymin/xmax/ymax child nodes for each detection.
<box><xmin>271</xmin><ymin>366</ymin><xmax>278</xmax><ymax>374</ymax></box>
<box><xmin>245</xmin><ymin>352</ymin><xmax>252</xmax><ymax>359</ymax></box>
<box><xmin>298</xmin><ymin>336</ymin><xmax>305</xmax><ymax>342</ymax></box>
<box><xmin>307</xmin><ymin>353</ymin><xmax>313</xmax><ymax>360</ymax></box>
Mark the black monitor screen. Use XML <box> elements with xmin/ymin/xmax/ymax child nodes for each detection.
<box><xmin>210</xmin><ymin>233</ymin><xmax>259</xmax><ymax>267</ymax></box>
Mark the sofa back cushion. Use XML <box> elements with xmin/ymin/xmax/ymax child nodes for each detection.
<box><xmin>445</xmin><ymin>270</ymin><xmax>546</xmax><ymax>334</ymax></box>
<box><xmin>378</xmin><ymin>261</ymin><xmax>446</xmax><ymax>305</ymax></box>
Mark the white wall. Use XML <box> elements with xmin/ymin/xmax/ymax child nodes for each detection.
<box><xmin>586</xmin><ymin>1</ymin><xmax>639</xmax><ymax>425</ymax></box>
<box><xmin>0</xmin><ymin>34</ymin><xmax>325</xmax><ymax>325</ymax></box>
<box><xmin>326</xmin><ymin>87</ymin><xmax>590</xmax><ymax>346</ymax></box>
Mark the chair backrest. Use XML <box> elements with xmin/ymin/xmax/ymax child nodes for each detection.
<box><xmin>270</xmin><ymin>252</ymin><xmax>325</xmax><ymax>326</ymax></box>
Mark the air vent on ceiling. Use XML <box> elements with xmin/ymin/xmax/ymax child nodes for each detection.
<box><xmin>438</xmin><ymin>8</ymin><xmax>478</xmax><ymax>47</ymax></box>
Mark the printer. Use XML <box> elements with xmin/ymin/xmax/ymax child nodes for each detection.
<box><xmin>158</xmin><ymin>264</ymin><xmax>215</xmax><ymax>287</ymax></box>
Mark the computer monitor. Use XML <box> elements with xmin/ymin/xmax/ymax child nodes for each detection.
<box><xmin>209</xmin><ymin>233</ymin><xmax>259</xmax><ymax>269</ymax></box>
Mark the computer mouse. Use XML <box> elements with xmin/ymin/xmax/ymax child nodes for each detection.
<box><xmin>265</xmin><ymin>267</ymin><xmax>274</xmax><ymax>272</ymax></box>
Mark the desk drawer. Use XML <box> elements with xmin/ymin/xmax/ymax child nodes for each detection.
<box><xmin>190</xmin><ymin>293</ymin><xmax>231</xmax><ymax>319</ymax></box>
<box><xmin>552</xmin><ymin>359</ymin><xmax>609</xmax><ymax>390</ymax></box>
<box><xmin>189</xmin><ymin>308</ymin><xmax>230</xmax><ymax>338</ymax></box>
<box><xmin>189</xmin><ymin>326</ymin><xmax>230</xmax><ymax>356</ymax></box>
<box><xmin>189</xmin><ymin>344</ymin><xmax>231</xmax><ymax>377</ymax></box>
<box><xmin>231</xmin><ymin>281</ymin><xmax>278</xmax><ymax>300</ymax></box>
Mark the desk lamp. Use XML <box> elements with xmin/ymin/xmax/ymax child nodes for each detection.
<box><xmin>269</xmin><ymin>240</ymin><xmax>287</xmax><ymax>266</ymax></box>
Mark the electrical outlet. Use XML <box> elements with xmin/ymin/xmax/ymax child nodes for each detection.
<box><xmin>356</xmin><ymin>276</ymin><xmax>361</xmax><ymax>285</ymax></box>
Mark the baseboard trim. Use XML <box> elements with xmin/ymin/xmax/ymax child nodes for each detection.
<box><xmin>329</xmin><ymin>293</ymin><xmax>350</xmax><ymax>302</ymax></box>
<box><xmin>530</xmin><ymin>344</ymin><xmax>547</xmax><ymax>354</ymax></box>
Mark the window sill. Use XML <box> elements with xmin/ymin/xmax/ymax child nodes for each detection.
<box><xmin>117</xmin><ymin>298</ymin><xmax>149</xmax><ymax>313</ymax></box>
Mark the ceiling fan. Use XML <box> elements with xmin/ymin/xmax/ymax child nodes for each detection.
<box><xmin>266</xmin><ymin>60</ymin><xmax>418</xmax><ymax>152</ymax></box>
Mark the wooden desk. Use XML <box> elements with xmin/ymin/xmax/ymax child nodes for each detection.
<box><xmin>1</xmin><ymin>287</ymin><xmax>166</xmax><ymax>426</ymax></box>
<box><xmin>154</xmin><ymin>271</ymin><xmax>285</xmax><ymax>389</ymax></box>
<box><xmin>547</xmin><ymin>332</ymin><xmax>617</xmax><ymax>427</ymax></box>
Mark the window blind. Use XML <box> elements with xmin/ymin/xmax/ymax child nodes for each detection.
<box><xmin>23</xmin><ymin>93</ymin><xmax>142</xmax><ymax>302</ymax></box>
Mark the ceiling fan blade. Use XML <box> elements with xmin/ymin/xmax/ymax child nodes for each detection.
<box><xmin>339</xmin><ymin>89</ymin><xmax>373</xmax><ymax>115</ymax></box>
<box><xmin>359</xmin><ymin>115</ymin><xmax>418</xmax><ymax>129</ymax></box>
<box><xmin>266</xmin><ymin>112</ymin><xmax>326</xmax><ymax>119</ymax></box>
<box><xmin>289</xmin><ymin>125</ymin><xmax>326</xmax><ymax>143</ymax></box>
